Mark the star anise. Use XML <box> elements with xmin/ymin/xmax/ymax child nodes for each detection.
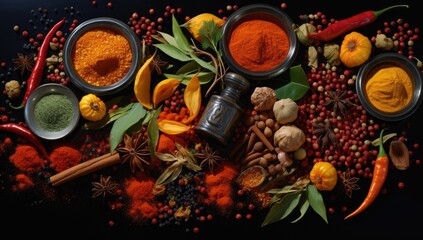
<box><xmin>12</xmin><ymin>53</ymin><xmax>35</xmax><ymax>75</ymax></box>
<box><xmin>313</xmin><ymin>121</ymin><xmax>339</xmax><ymax>150</ymax></box>
<box><xmin>323</xmin><ymin>90</ymin><xmax>352</xmax><ymax>116</ymax></box>
<box><xmin>149</xmin><ymin>54</ymin><xmax>169</xmax><ymax>75</ymax></box>
<box><xmin>194</xmin><ymin>143</ymin><xmax>225</xmax><ymax>173</ymax></box>
<box><xmin>116</xmin><ymin>130</ymin><xmax>151</xmax><ymax>173</ymax></box>
<box><xmin>91</xmin><ymin>175</ymin><xmax>119</xmax><ymax>199</ymax></box>
<box><xmin>339</xmin><ymin>168</ymin><xmax>360</xmax><ymax>198</ymax></box>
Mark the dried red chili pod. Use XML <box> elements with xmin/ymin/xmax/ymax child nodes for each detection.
<box><xmin>10</xmin><ymin>18</ymin><xmax>66</xmax><ymax>109</ymax></box>
<box><xmin>308</xmin><ymin>5</ymin><xmax>408</xmax><ymax>42</ymax></box>
<box><xmin>0</xmin><ymin>123</ymin><xmax>50</xmax><ymax>160</ymax></box>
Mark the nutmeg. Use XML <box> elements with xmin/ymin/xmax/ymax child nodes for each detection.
<box><xmin>250</xmin><ymin>87</ymin><xmax>277</xmax><ymax>111</ymax></box>
<box><xmin>274</xmin><ymin>125</ymin><xmax>306</xmax><ymax>152</ymax></box>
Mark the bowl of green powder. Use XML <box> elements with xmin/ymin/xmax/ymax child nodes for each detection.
<box><xmin>24</xmin><ymin>83</ymin><xmax>80</xmax><ymax>140</ymax></box>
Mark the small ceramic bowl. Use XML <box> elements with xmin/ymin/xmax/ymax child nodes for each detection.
<box><xmin>24</xmin><ymin>83</ymin><xmax>80</xmax><ymax>140</ymax></box>
<box><xmin>220</xmin><ymin>4</ymin><xmax>298</xmax><ymax>80</ymax></box>
<box><xmin>63</xmin><ymin>17</ymin><xmax>142</xmax><ymax>95</ymax></box>
<box><xmin>356</xmin><ymin>53</ymin><xmax>422</xmax><ymax>121</ymax></box>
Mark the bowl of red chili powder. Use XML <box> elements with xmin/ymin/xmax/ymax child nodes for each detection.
<box><xmin>356</xmin><ymin>52</ymin><xmax>422</xmax><ymax>121</ymax></box>
<box><xmin>220</xmin><ymin>4</ymin><xmax>298</xmax><ymax>80</ymax></box>
<box><xmin>63</xmin><ymin>17</ymin><xmax>142</xmax><ymax>95</ymax></box>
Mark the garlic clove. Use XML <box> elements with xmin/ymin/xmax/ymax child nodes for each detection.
<box><xmin>389</xmin><ymin>140</ymin><xmax>410</xmax><ymax>170</ymax></box>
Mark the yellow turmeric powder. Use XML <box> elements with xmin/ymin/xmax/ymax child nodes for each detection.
<box><xmin>73</xmin><ymin>28</ymin><xmax>132</xmax><ymax>86</ymax></box>
<box><xmin>365</xmin><ymin>66</ymin><xmax>413</xmax><ymax>113</ymax></box>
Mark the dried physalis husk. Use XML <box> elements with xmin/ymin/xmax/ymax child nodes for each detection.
<box><xmin>250</xmin><ymin>87</ymin><xmax>277</xmax><ymax>111</ymax></box>
<box><xmin>389</xmin><ymin>140</ymin><xmax>410</xmax><ymax>170</ymax></box>
<box><xmin>308</xmin><ymin>46</ymin><xmax>318</xmax><ymax>69</ymax></box>
<box><xmin>295</xmin><ymin>23</ymin><xmax>316</xmax><ymax>46</ymax></box>
<box><xmin>375</xmin><ymin>34</ymin><xmax>394</xmax><ymax>51</ymax></box>
<box><xmin>323</xmin><ymin>43</ymin><xmax>340</xmax><ymax>66</ymax></box>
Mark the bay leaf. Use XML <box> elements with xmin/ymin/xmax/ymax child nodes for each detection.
<box><xmin>154</xmin><ymin>43</ymin><xmax>192</xmax><ymax>62</ymax></box>
<box><xmin>147</xmin><ymin>108</ymin><xmax>160</xmax><ymax>159</ymax></box>
<box><xmin>176</xmin><ymin>60</ymin><xmax>200</xmax><ymax>75</ymax></box>
<box><xmin>268</xmin><ymin>65</ymin><xmax>310</xmax><ymax>101</ymax></box>
<box><xmin>109</xmin><ymin>103</ymin><xmax>147</xmax><ymax>153</ymax></box>
<box><xmin>157</xmin><ymin>31</ymin><xmax>178</xmax><ymax>47</ymax></box>
<box><xmin>172</xmin><ymin>14</ymin><xmax>192</xmax><ymax>53</ymax></box>
<box><xmin>307</xmin><ymin>184</ymin><xmax>328</xmax><ymax>224</ymax></box>
<box><xmin>164</xmin><ymin>72</ymin><xmax>214</xmax><ymax>85</ymax></box>
<box><xmin>291</xmin><ymin>193</ymin><xmax>310</xmax><ymax>223</ymax></box>
<box><xmin>371</xmin><ymin>133</ymin><xmax>397</xmax><ymax>146</ymax></box>
<box><xmin>82</xmin><ymin>103</ymin><xmax>134</xmax><ymax>130</ymax></box>
<box><xmin>189</xmin><ymin>51</ymin><xmax>216</xmax><ymax>73</ymax></box>
<box><xmin>261</xmin><ymin>191</ymin><xmax>301</xmax><ymax>227</ymax></box>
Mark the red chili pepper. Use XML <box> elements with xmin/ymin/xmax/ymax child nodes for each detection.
<box><xmin>308</xmin><ymin>5</ymin><xmax>408</xmax><ymax>42</ymax></box>
<box><xmin>10</xmin><ymin>18</ymin><xmax>66</xmax><ymax>109</ymax></box>
<box><xmin>344</xmin><ymin>129</ymin><xmax>389</xmax><ymax>220</ymax></box>
<box><xmin>0</xmin><ymin>123</ymin><xmax>50</xmax><ymax>161</ymax></box>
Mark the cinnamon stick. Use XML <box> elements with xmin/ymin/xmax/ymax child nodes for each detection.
<box><xmin>49</xmin><ymin>151</ymin><xmax>121</xmax><ymax>187</ymax></box>
<box><xmin>250</xmin><ymin>125</ymin><xmax>274</xmax><ymax>152</ymax></box>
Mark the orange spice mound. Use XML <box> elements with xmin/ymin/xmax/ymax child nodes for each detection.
<box><xmin>49</xmin><ymin>146</ymin><xmax>82</xmax><ymax>172</ymax></box>
<box><xmin>73</xmin><ymin>27</ymin><xmax>132</xmax><ymax>86</ymax></box>
<box><xmin>125</xmin><ymin>176</ymin><xmax>159</xmax><ymax>220</ymax></box>
<box><xmin>13</xmin><ymin>173</ymin><xmax>34</xmax><ymax>191</ymax></box>
<box><xmin>203</xmin><ymin>162</ymin><xmax>239</xmax><ymax>213</ymax></box>
<box><xmin>9</xmin><ymin>144</ymin><xmax>46</xmax><ymax>174</ymax></box>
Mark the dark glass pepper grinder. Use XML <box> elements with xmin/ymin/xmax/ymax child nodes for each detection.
<box><xmin>195</xmin><ymin>72</ymin><xmax>250</xmax><ymax>145</ymax></box>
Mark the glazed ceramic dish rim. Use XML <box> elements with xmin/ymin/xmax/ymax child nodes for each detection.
<box><xmin>24</xmin><ymin>83</ymin><xmax>80</xmax><ymax>140</ymax></box>
<box><xmin>63</xmin><ymin>17</ymin><xmax>142</xmax><ymax>95</ymax></box>
<box><xmin>356</xmin><ymin>52</ymin><xmax>423</xmax><ymax>122</ymax></box>
<box><xmin>220</xmin><ymin>3</ymin><xmax>299</xmax><ymax>80</ymax></box>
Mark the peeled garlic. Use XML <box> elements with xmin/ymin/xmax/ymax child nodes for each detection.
<box><xmin>273</xmin><ymin>98</ymin><xmax>299</xmax><ymax>124</ymax></box>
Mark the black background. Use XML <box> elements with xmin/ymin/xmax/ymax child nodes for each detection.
<box><xmin>1</xmin><ymin>0</ymin><xmax>422</xmax><ymax>239</ymax></box>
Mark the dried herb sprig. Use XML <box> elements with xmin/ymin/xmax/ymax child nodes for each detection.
<box><xmin>155</xmin><ymin>142</ymin><xmax>201</xmax><ymax>186</ymax></box>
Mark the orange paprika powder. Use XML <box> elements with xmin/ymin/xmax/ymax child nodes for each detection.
<box><xmin>73</xmin><ymin>27</ymin><xmax>132</xmax><ymax>86</ymax></box>
<box><xmin>228</xmin><ymin>19</ymin><xmax>289</xmax><ymax>72</ymax></box>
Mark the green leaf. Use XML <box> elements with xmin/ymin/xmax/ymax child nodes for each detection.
<box><xmin>261</xmin><ymin>192</ymin><xmax>301</xmax><ymax>227</ymax></box>
<box><xmin>291</xmin><ymin>193</ymin><xmax>310</xmax><ymax>223</ymax></box>
<box><xmin>307</xmin><ymin>184</ymin><xmax>328</xmax><ymax>224</ymax></box>
<box><xmin>172</xmin><ymin>14</ymin><xmax>192</xmax><ymax>53</ymax></box>
<box><xmin>176</xmin><ymin>61</ymin><xmax>200</xmax><ymax>75</ymax></box>
<box><xmin>164</xmin><ymin>72</ymin><xmax>214</xmax><ymax>85</ymax></box>
<box><xmin>157</xmin><ymin>31</ymin><xmax>178</xmax><ymax>47</ymax></box>
<box><xmin>82</xmin><ymin>103</ymin><xmax>135</xmax><ymax>130</ymax></box>
<box><xmin>147</xmin><ymin>108</ymin><xmax>160</xmax><ymax>160</ymax></box>
<box><xmin>189</xmin><ymin>51</ymin><xmax>216</xmax><ymax>73</ymax></box>
<box><xmin>154</xmin><ymin>43</ymin><xmax>192</xmax><ymax>62</ymax></box>
<box><xmin>109</xmin><ymin>103</ymin><xmax>147</xmax><ymax>153</ymax></box>
<box><xmin>269</xmin><ymin>65</ymin><xmax>310</xmax><ymax>101</ymax></box>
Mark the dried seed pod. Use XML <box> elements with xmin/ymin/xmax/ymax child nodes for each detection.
<box><xmin>389</xmin><ymin>140</ymin><xmax>410</xmax><ymax>170</ymax></box>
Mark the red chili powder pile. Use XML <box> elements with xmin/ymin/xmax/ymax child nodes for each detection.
<box><xmin>13</xmin><ymin>173</ymin><xmax>34</xmax><ymax>191</ymax></box>
<box><xmin>125</xmin><ymin>175</ymin><xmax>159</xmax><ymax>220</ymax></box>
<box><xmin>9</xmin><ymin>144</ymin><xmax>46</xmax><ymax>174</ymax></box>
<box><xmin>49</xmin><ymin>146</ymin><xmax>82</xmax><ymax>172</ymax></box>
<box><xmin>203</xmin><ymin>162</ymin><xmax>239</xmax><ymax>213</ymax></box>
<box><xmin>228</xmin><ymin>19</ymin><xmax>289</xmax><ymax>72</ymax></box>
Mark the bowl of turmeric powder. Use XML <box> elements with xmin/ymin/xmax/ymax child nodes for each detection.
<box><xmin>356</xmin><ymin>53</ymin><xmax>422</xmax><ymax>121</ymax></box>
<box><xmin>63</xmin><ymin>17</ymin><xmax>142</xmax><ymax>95</ymax></box>
<box><xmin>220</xmin><ymin>4</ymin><xmax>298</xmax><ymax>80</ymax></box>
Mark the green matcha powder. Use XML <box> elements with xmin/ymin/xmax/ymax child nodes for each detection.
<box><xmin>34</xmin><ymin>93</ymin><xmax>74</xmax><ymax>132</ymax></box>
